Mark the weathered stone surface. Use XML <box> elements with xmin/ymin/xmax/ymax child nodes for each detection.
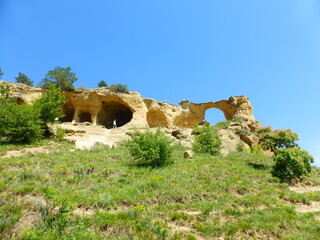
<box><xmin>1</xmin><ymin>80</ymin><xmax>263</xmax><ymax>153</ymax></box>
<box><xmin>2</xmin><ymin>80</ymin><xmax>257</xmax><ymax>129</ymax></box>
<box><xmin>184</xmin><ymin>150</ymin><xmax>194</xmax><ymax>159</ymax></box>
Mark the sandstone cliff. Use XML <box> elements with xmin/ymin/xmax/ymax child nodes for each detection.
<box><xmin>1</xmin><ymin>80</ymin><xmax>257</xmax><ymax>129</ymax></box>
<box><xmin>1</xmin><ymin>80</ymin><xmax>261</xmax><ymax>152</ymax></box>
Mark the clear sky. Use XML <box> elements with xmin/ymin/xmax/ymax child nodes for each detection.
<box><xmin>1</xmin><ymin>1</ymin><xmax>320</xmax><ymax>165</ymax></box>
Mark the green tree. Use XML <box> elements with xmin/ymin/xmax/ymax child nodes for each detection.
<box><xmin>0</xmin><ymin>103</ymin><xmax>44</xmax><ymax>144</ymax></box>
<box><xmin>126</xmin><ymin>129</ymin><xmax>173</xmax><ymax>167</ymax></box>
<box><xmin>15</xmin><ymin>72</ymin><xmax>34</xmax><ymax>86</ymax></box>
<box><xmin>98</xmin><ymin>80</ymin><xmax>108</xmax><ymax>87</ymax></box>
<box><xmin>257</xmin><ymin>127</ymin><xmax>298</xmax><ymax>152</ymax></box>
<box><xmin>0</xmin><ymin>68</ymin><xmax>3</xmax><ymax>79</ymax></box>
<box><xmin>34</xmin><ymin>84</ymin><xmax>66</xmax><ymax>123</ymax></box>
<box><xmin>39</xmin><ymin>66</ymin><xmax>78</xmax><ymax>91</ymax></box>
<box><xmin>272</xmin><ymin>148</ymin><xmax>314</xmax><ymax>181</ymax></box>
<box><xmin>0</xmin><ymin>83</ymin><xmax>44</xmax><ymax>143</ymax></box>
<box><xmin>192</xmin><ymin>125</ymin><xmax>222</xmax><ymax>155</ymax></box>
<box><xmin>0</xmin><ymin>84</ymin><xmax>11</xmax><ymax>105</ymax></box>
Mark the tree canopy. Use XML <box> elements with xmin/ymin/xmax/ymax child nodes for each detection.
<box><xmin>39</xmin><ymin>66</ymin><xmax>78</xmax><ymax>91</ymax></box>
<box><xmin>15</xmin><ymin>72</ymin><xmax>34</xmax><ymax>86</ymax></box>
<box><xmin>0</xmin><ymin>68</ymin><xmax>3</xmax><ymax>79</ymax></box>
<box><xmin>98</xmin><ymin>80</ymin><xmax>108</xmax><ymax>87</ymax></box>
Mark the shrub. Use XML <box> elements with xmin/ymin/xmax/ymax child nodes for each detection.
<box><xmin>250</xmin><ymin>144</ymin><xmax>262</xmax><ymax>154</ymax></box>
<box><xmin>192</xmin><ymin>125</ymin><xmax>221</xmax><ymax>155</ymax></box>
<box><xmin>110</xmin><ymin>83</ymin><xmax>129</xmax><ymax>93</ymax></box>
<box><xmin>257</xmin><ymin>127</ymin><xmax>298</xmax><ymax>152</ymax></box>
<box><xmin>0</xmin><ymin>103</ymin><xmax>44</xmax><ymax>144</ymax></box>
<box><xmin>272</xmin><ymin>148</ymin><xmax>314</xmax><ymax>181</ymax></box>
<box><xmin>34</xmin><ymin>84</ymin><xmax>66</xmax><ymax>123</ymax></box>
<box><xmin>126</xmin><ymin>129</ymin><xmax>173</xmax><ymax>167</ymax></box>
<box><xmin>236</xmin><ymin>142</ymin><xmax>245</xmax><ymax>152</ymax></box>
<box><xmin>55</xmin><ymin>127</ymin><xmax>66</xmax><ymax>141</ymax></box>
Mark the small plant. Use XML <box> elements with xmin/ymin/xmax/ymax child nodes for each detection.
<box><xmin>250</xmin><ymin>144</ymin><xmax>262</xmax><ymax>154</ymax></box>
<box><xmin>236</xmin><ymin>128</ymin><xmax>251</xmax><ymax>136</ymax></box>
<box><xmin>272</xmin><ymin>148</ymin><xmax>314</xmax><ymax>181</ymax></box>
<box><xmin>236</xmin><ymin>142</ymin><xmax>245</xmax><ymax>152</ymax></box>
<box><xmin>55</xmin><ymin>127</ymin><xmax>66</xmax><ymax>141</ymax></box>
<box><xmin>126</xmin><ymin>128</ymin><xmax>173</xmax><ymax>167</ymax></box>
<box><xmin>192</xmin><ymin>125</ymin><xmax>221</xmax><ymax>155</ymax></box>
<box><xmin>110</xmin><ymin>83</ymin><xmax>129</xmax><ymax>93</ymax></box>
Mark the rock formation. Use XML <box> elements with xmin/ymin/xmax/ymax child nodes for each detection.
<box><xmin>1</xmin><ymin>80</ymin><xmax>262</xmax><ymax>152</ymax></box>
<box><xmin>1</xmin><ymin>80</ymin><xmax>257</xmax><ymax>129</ymax></box>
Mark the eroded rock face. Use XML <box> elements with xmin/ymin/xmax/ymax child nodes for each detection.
<box><xmin>1</xmin><ymin>81</ymin><xmax>257</xmax><ymax>129</ymax></box>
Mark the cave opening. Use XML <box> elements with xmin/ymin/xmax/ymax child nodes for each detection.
<box><xmin>147</xmin><ymin>109</ymin><xmax>168</xmax><ymax>128</ymax></box>
<box><xmin>79</xmin><ymin>112</ymin><xmax>92</xmax><ymax>123</ymax></box>
<box><xmin>16</xmin><ymin>97</ymin><xmax>25</xmax><ymax>105</ymax></box>
<box><xmin>98</xmin><ymin>101</ymin><xmax>133</xmax><ymax>128</ymax></box>
<box><xmin>60</xmin><ymin>101</ymin><xmax>75</xmax><ymax>122</ymax></box>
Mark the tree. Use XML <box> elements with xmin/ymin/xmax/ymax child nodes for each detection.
<box><xmin>34</xmin><ymin>84</ymin><xmax>66</xmax><ymax>123</ymax></box>
<box><xmin>257</xmin><ymin>127</ymin><xmax>298</xmax><ymax>152</ymax></box>
<box><xmin>98</xmin><ymin>80</ymin><xmax>108</xmax><ymax>87</ymax></box>
<box><xmin>126</xmin><ymin>128</ymin><xmax>173</xmax><ymax>167</ymax></box>
<box><xmin>0</xmin><ymin>84</ymin><xmax>11</xmax><ymax>105</ymax></box>
<box><xmin>0</xmin><ymin>103</ymin><xmax>44</xmax><ymax>144</ymax></box>
<box><xmin>0</xmin><ymin>68</ymin><xmax>3</xmax><ymax>79</ymax></box>
<box><xmin>192</xmin><ymin>125</ymin><xmax>222</xmax><ymax>155</ymax></box>
<box><xmin>39</xmin><ymin>66</ymin><xmax>78</xmax><ymax>91</ymax></box>
<box><xmin>272</xmin><ymin>148</ymin><xmax>314</xmax><ymax>181</ymax></box>
<box><xmin>15</xmin><ymin>72</ymin><xmax>34</xmax><ymax>86</ymax></box>
<box><xmin>0</xmin><ymin>83</ymin><xmax>44</xmax><ymax>143</ymax></box>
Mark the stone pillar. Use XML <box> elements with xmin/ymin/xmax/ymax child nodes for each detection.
<box><xmin>72</xmin><ymin>107</ymin><xmax>80</xmax><ymax>123</ymax></box>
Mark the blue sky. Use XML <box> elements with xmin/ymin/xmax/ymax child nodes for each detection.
<box><xmin>1</xmin><ymin>0</ymin><xmax>320</xmax><ymax>165</ymax></box>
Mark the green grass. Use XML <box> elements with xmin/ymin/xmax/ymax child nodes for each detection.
<box><xmin>1</xmin><ymin>143</ymin><xmax>320</xmax><ymax>239</ymax></box>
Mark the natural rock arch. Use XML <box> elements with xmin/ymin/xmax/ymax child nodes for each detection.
<box><xmin>204</xmin><ymin>108</ymin><xmax>227</xmax><ymax>125</ymax></box>
<box><xmin>147</xmin><ymin>109</ymin><xmax>169</xmax><ymax>128</ymax></box>
<box><xmin>98</xmin><ymin>101</ymin><xmax>133</xmax><ymax>128</ymax></box>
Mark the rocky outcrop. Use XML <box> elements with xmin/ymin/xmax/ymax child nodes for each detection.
<box><xmin>1</xmin><ymin>80</ymin><xmax>258</xmax><ymax>129</ymax></box>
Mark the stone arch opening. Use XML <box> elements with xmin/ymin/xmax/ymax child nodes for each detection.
<box><xmin>147</xmin><ymin>109</ymin><xmax>169</xmax><ymax>128</ymax></box>
<box><xmin>60</xmin><ymin>101</ymin><xmax>75</xmax><ymax>122</ymax></box>
<box><xmin>205</xmin><ymin>108</ymin><xmax>227</xmax><ymax>126</ymax></box>
<box><xmin>79</xmin><ymin>112</ymin><xmax>91</xmax><ymax>123</ymax></box>
<box><xmin>98</xmin><ymin>101</ymin><xmax>133</xmax><ymax>128</ymax></box>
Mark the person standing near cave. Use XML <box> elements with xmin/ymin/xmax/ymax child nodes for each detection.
<box><xmin>113</xmin><ymin>119</ymin><xmax>117</xmax><ymax>128</ymax></box>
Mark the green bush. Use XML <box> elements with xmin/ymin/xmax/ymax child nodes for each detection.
<box><xmin>257</xmin><ymin>127</ymin><xmax>298</xmax><ymax>152</ymax></box>
<box><xmin>250</xmin><ymin>144</ymin><xmax>262</xmax><ymax>154</ymax></box>
<box><xmin>110</xmin><ymin>83</ymin><xmax>129</xmax><ymax>93</ymax></box>
<box><xmin>192</xmin><ymin>125</ymin><xmax>221</xmax><ymax>155</ymax></box>
<box><xmin>272</xmin><ymin>148</ymin><xmax>314</xmax><ymax>181</ymax></box>
<box><xmin>126</xmin><ymin>129</ymin><xmax>173</xmax><ymax>167</ymax></box>
<box><xmin>0</xmin><ymin>103</ymin><xmax>44</xmax><ymax>144</ymax></box>
<box><xmin>34</xmin><ymin>84</ymin><xmax>66</xmax><ymax>123</ymax></box>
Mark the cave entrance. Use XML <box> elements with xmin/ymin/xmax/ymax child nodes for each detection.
<box><xmin>98</xmin><ymin>101</ymin><xmax>133</xmax><ymax>128</ymax></box>
<box><xmin>79</xmin><ymin>112</ymin><xmax>91</xmax><ymax>123</ymax></box>
<box><xmin>147</xmin><ymin>109</ymin><xmax>168</xmax><ymax>128</ymax></box>
<box><xmin>60</xmin><ymin>101</ymin><xmax>75</xmax><ymax>122</ymax></box>
<box><xmin>16</xmin><ymin>97</ymin><xmax>25</xmax><ymax>105</ymax></box>
<box><xmin>205</xmin><ymin>108</ymin><xmax>226</xmax><ymax>126</ymax></box>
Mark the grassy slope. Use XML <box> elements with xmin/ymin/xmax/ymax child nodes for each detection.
<box><xmin>1</xmin><ymin>143</ymin><xmax>320</xmax><ymax>239</ymax></box>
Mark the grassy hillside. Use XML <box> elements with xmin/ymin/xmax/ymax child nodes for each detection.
<box><xmin>1</xmin><ymin>142</ymin><xmax>320</xmax><ymax>239</ymax></box>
